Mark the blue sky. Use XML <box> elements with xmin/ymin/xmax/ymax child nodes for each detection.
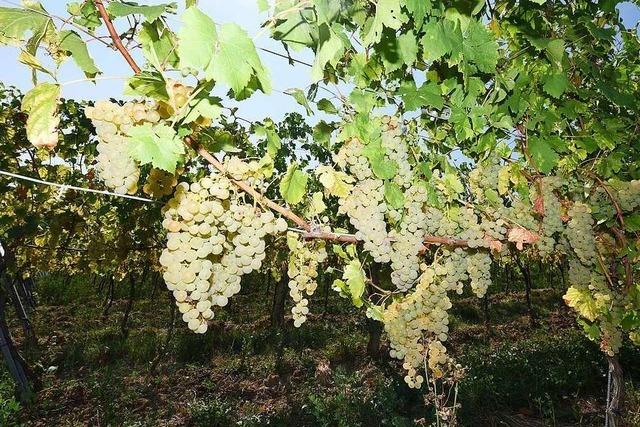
<box><xmin>0</xmin><ymin>1</ymin><xmax>638</xmax><ymax>124</ymax></box>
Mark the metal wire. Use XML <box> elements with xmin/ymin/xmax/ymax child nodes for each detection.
<box><xmin>0</xmin><ymin>170</ymin><xmax>155</xmax><ymax>203</ymax></box>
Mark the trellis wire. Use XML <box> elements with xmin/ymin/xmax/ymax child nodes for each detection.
<box><xmin>0</xmin><ymin>170</ymin><xmax>155</xmax><ymax>203</ymax></box>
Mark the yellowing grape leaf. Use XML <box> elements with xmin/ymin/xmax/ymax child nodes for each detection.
<box><xmin>343</xmin><ymin>259</ymin><xmax>366</xmax><ymax>308</ymax></box>
<box><xmin>21</xmin><ymin>83</ymin><xmax>60</xmax><ymax>149</ymax></box>
<box><xmin>564</xmin><ymin>286</ymin><xmax>598</xmax><ymax>322</ymax></box>
<box><xmin>316</xmin><ymin>165</ymin><xmax>354</xmax><ymax>198</ymax></box>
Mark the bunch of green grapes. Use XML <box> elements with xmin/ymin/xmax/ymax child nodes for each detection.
<box><xmin>337</xmin><ymin>178</ymin><xmax>392</xmax><ymax>263</ymax></box>
<box><xmin>566</xmin><ymin>202</ymin><xmax>597</xmax><ymax>266</ymax></box>
<box><xmin>333</xmin><ymin>138</ymin><xmax>373</xmax><ymax>181</ymax></box>
<box><xmin>439</xmin><ymin>248</ymin><xmax>469</xmax><ymax>295</ymax></box>
<box><xmin>530</xmin><ymin>177</ymin><xmax>565</xmax><ymax>257</ymax></box>
<box><xmin>425</xmin><ymin>207</ymin><xmax>458</xmax><ymax>237</ymax></box>
<box><xmin>383</xmin><ymin>263</ymin><xmax>452</xmax><ymax>387</ymax></box>
<box><xmin>143</xmin><ymin>168</ymin><xmax>179</xmax><ymax>198</ymax></box>
<box><xmin>614</xmin><ymin>179</ymin><xmax>640</xmax><ymax>212</ymax></box>
<box><xmin>159</xmin><ymin>165</ymin><xmax>288</xmax><ymax>333</ymax></box>
<box><xmin>286</xmin><ymin>232</ymin><xmax>327</xmax><ymax>327</ymax></box>
<box><xmin>380</xmin><ymin>116</ymin><xmax>412</xmax><ymax>188</ymax></box>
<box><xmin>468</xmin><ymin>159</ymin><xmax>502</xmax><ymax>204</ymax></box>
<box><xmin>224</xmin><ymin>155</ymin><xmax>274</xmax><ymax>191</ymax></box>
<box><xmin>456</xmin><ymin>207</ymin><xmax>487</xmax><ymax>249</ymax></box>
<box><xmin>466</xmin><ymin>251</ymin><xmax>492</xmax><ymax>298</ymax></box>
<box><xmin>85</xmin><ymin>100</ymin><xmax>160</xmax><ymax>194</ymax></box>
<box><xmin>389</xmin><ymin>185</ymin><xmax>429</xmax><ymax>290</ymax></box>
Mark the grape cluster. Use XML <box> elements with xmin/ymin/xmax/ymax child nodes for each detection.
<box><xmin>85</xmin><ymin>100</ymin><xmax>160</xmax><ymax>194</ymax></box>
<box><xmin>566</xmin><ymin>202</ymin><xmax>597</xmax><ymax>266</ymax></box>
<box><xmin>159</xmin><ymin>169</ymin><xmax>288</xmax><ymax>332</ymax></box>
<box><xmin>287</xmin><ymin>232</ymin><xmax>328</xmax><ymax>327</ymax></box>
<box><xmin>381</xmin><ymin>116</ymin><xmax>412</xmax><ymax>187</ymax></box>
<box><xmin>531</xmin><ymin>177</ymin><xmax>564</xmax><ymax>257</ymax></box>
<box><xmin>338</xmin><ymin>178</ymin><xmax>392</xmax><ymax>263</ymax></box>
<box><xmin>389</xmin><ymin>185</ymin><xmax>429</xmax><ymax>290</ymax></box>
<box><xmin>333</xmin><ymin>138</ymin><xmax>373</xmax><ymax>181</ymax></box>
<box><xmin>615</xmin><ymin>180</ymin><xmax>640</xmax><ymax>212</ymax></box>
<box><xmin>466</xmin><ymin>251</ymin><xmax>492</xmax><ymax>298</ymax></box>
<box><xmin>384</xmin><ymin>263</ymin><xmax>452</xmax><ymax>387</ymax></box>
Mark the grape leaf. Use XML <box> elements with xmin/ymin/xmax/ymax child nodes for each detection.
<box><xmin>139</xmin><ymin>21</ymin><xmax>179</xmax><ymax>69</ymax></box>
<box><xmin>564</xmin><ymin>286</ymin><xmax>598</xmax><ymax>322</ymax></box>
<box><xmin>542</xmin><ymin>72</ymin><xmax>569</xmax><ymax>98</ymax></box>
<box><xmin>403</xmin><ymin>0</ymin><xmax>431</xmax><ymax>28</ymax></box>
<box><xmin>311</xmin><ymin>26</ymin><xmax>344</xmax><ymax>81</ymax></box>
<box><xmin>384</xmin><ymin>181</ymin><xmax>405</xmax><ymax>209</ymax></box>
<box><xmin>286</xmin><ymin>88</ymin><xmax>313</xmax><ymax>115</ymax></box>
<box><xmin>317</xmin><ymin>98</ymin><xmax>338</xmax><ymax>114</ymax></box>
<box><xmin>182</xmin><ymin>95</ymin><xmax>221</xmax><ymax>124</ymax></box>
<box><xmin>380</xmin><ymin>31</ymin><xmax>418</xmax><ymax>72</ymax></box>
<box><xmin>205</xmin><ymin>23</ymin><xmax>271</xmax><ymax>95</ymax></box>
<box><xmin>18</xmin><ymin>50</ymin><xmax>53</xmax><ymax>77</ymax></box>
<box><xmin>280</xmin><ymin>162</ymin><xmax>308</xmax><ymax>205</ymax></box>
<box><xmin>422</xmin><ymin>18</ymin><xmax>463</xmax><ymax>63</ymax></box>
<box><xmin>59</xmin><ymin>30</ymin><xmax>100</xmax><ymax>78</ymax></box>
<box><xmin>124</xmin><ymin>71</ymin><xmax>169</xmax><ymax>101</ymax></box>
<box><xmin>363</xmin><ymin>0</ymin><xmax>405</xmax><ymax>46</ymax></box>
<box><xmin>178</xmin><ymin>6</ymin><xmax>217</xmax><ymax>72</ymax></box>
<box><xmin>463</xmin><ymin>20</ymin><xmax>499</xmax><ymax>73</ymax></box>
<box><xmin>362</xmin><ymin>139</ymin><xmax>398</xmax><ymax>179</ymax></box>
<box><xmin>127</xmin><ymin>123</ymin><xmax>185</xmax><ymax>172</ymax></box>
<box><xmin>398</xmin><ymin>80</ymin><xmax>443</xmax><ymax>110</ymax></box>
<box><xmin>546</xmin><ymin>39</ymin><xmax>565</xmax><ymax>69</ymax></box>
<box><xmin>107</xmin><ymin>1</ymin><xmax>177</xmax><ymax>22</ymax></box>
<box><xmin>67</xmin><ymin>2</ymin><xmax>101</xmax><ymax>32</ymax></box>
<box><xmin>0</xmin><ymin>6</ymin><xmax>50</xmax><ymax>45</ymax></box>
<box><xmin>316</xmin><ymin>165</ymin><xmax>353</xmax><ymax>198</ymax></box>
<box><xmin>343</xmin><ymin>259</ymin><xmax>365</xmax><ymax>308</ymax></box>
<box><xmin>21</xmin><ymin>83</ymin><xmax>60</xmax><ymax>149</ymax></box>
<box><xmin>528</xmin><ymin>136</ymin><xmax>559</xmax><ymax>173</ymax></box>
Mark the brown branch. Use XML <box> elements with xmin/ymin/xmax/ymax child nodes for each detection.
<box><xmin>94</xmin><ymin>0</ymin><xmax>141</xmax><ymax>73</ymax></box>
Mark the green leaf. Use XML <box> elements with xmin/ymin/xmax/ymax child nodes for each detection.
<box><xmin>528</xmin><ymin>136</ymin><xmax>559</xmax><ymax>174</ymax></box>
<box><xmin>107</xmin><ymin>1</ymin><xmax>176</xmax><ymax>22</ymax></box>
<box><xmin>542</xmin><ymin>72</ymin><xmax>569</xmax><ymax>98</ymax></box>
<box><xmin>624</xmin><ymin>213</ymin><xmax>640</xmax><ymax>232</ymax></box>
<box><xmin>67</xmin><ymin>2</ymin><xmax>101</xmax><ymax>32</ymax></box>
<box><xmin>442</xmin><ymin>171</ymin><xmax>464</xmax><ymax>196</ymax></box>
<box><xmin>286</xmin><ymin>88</ymin><xmax>313</xmax><ymax>115</ymax></box>
<box><xmin>313</xmin><ymin>120</ymin><xmax>334</xmax><ymax>148</ymax></box>
<box><xmin>206</xmin><ymin>23</ymin><xmax>271</xmax><ymax>95</ymax></box>
<box><xmin>311</xmin><ymin>26</ymin><xmax>344</xmax><ymax>81</ymax></box>
<box><xmin>422</xmin><ymin>18</ymin><xmax>463</xmax><ymax>63</ymax></box>
<box><xmin>343</xmin><ymin>259</ymin><xmax>366</xmax><ymax>307</ymax></box>
<box><xmin>317</xmin><ymin>98</ymin><xmax>338</xmax><ymax>114</ymax></box>
<box><xmin>18</xmin><ymin>50</ymin><xmax>53</xmax><ymax>77</ymax></box>
<box><xmin>255</xmin><ymin>121</ymin><xmax>281</xmax><ymax>158</ymax></box>
<box><xmin>139</xmin><ymin>21</ymin><xmax>179</xmax><ymax>69</ymax></box>
<box><xmin>21</xmin><ymin>83</ymin><xmax>60</xmax><ymax>148</ymax></box>
<box><xmin>315</xmin><ymin>0</ymin><xmax>341</xmax><ymax>24</ymax></box>
<box><xmin>199</xmin><ymin>128</ymin><xmax>241</xmax><ymax>153</ymax></box>
<box><xmin>403</xmin><ymin>0</ymin><xmax>431</xmax><ymax>28</ymax></box>
<box><xmin>178</xmin><ymin>6</ymin><xmax>217</xmax><ymax>72</ymax></box>
<box><xmin>362</xmin><ymin>138</ymin><xmax>398</xmax><ymax>179</ymax></box>
<box><xmin>363</xmin><ymin>0</ymin><xmax>405</xmax><ymax>46</ymax></box>
<box><xmin>127</xmin><ymin>123</ymin><xmax>185</xmax><ymax>172</ymax></box>
<box><xmin>398</xmin><ymin>80</ymin><xmax>443</xmax><ymax>111</ymax></box>
<box><xmin>463</xmin><ymin>19</ymin><xmax>499</xmax><ymax>73</ymax></box>
<box><xmin>384</xmin><ymin>181</ymin><xmax>405</xmax><ymax>209</ymax></box>
<box><xmin>124</xmin><ymin>71</ymin><xmax>169</xmax><ymax>101</ymax></box>
<box><xmin>545</xmin><ymin>39</ymin><xmax>565</xmax><ymax>69</ymax></box>
<box><xmin>182</xmin><ymin>94</ymin><xmax>221</xmax><ymax>124</ymax></box>
<box><xmin>0</xmin><ymin>6</ymin><xmax>50</xmax><ymax>45</ymax></box>
<box><xmin>380</xmin><ymin>30</ymin><xmax>418</xmax><ymax>72</ymax></box>
<box><xmin>59</xmin><ymin>30</ymin><xmax>100</xmax><ymax>78</ymax></box>
<box><xmin>279</xmin><ymin>162</ymin><xmax>308</xmax><ymax>205</ymax></box>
